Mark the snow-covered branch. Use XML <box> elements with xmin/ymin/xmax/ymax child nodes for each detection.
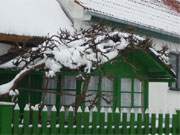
<box><xmin>0</xmin><ymin>25</ymin><xmax>169</xmax><ymax>96</ymax></box>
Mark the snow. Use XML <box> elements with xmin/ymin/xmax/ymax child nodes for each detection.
<box><xmin>0</xmin><ymin>0</ymin><xmax>74</xmax><ymax>37</ymax></box>
<box><xmin>76</xmin><ymin>0</ymin><xmax>180</xmax><ymax>38</ymax></box>
<box><xmin>0</xmin><ymin>102</ymin><xmax>14</xmax><ymax>106</ymax></box>
<box><xmin>0</xmin><ymin>29</ymin><xmax>170</xmax><ymax>95</ymax></box>
<box><xmin>0</xmin><ymin>60</ymin><xmax>44</xmax><ymax>95</ymax></box>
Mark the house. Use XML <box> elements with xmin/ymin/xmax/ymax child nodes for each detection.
<box><xmin>0</xmin><ymin>0</ymin><xmax>179</xmax><ymax>114</ymax></box>
<box><xmin>59</xmin><ymin>0</ymin><xmax>180</xmax><ymax>113</ymax></box>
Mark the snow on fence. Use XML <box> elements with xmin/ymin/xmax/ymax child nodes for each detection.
<box><xmin>0</xmin><ymin>102</ymin><xmax>180</xmax><ymax>135</ymax></box>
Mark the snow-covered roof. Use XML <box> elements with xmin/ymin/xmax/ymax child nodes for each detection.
<box><xmin>0</xmin><ymin>0</ymin><xmax>74</xmax><ymax>37</ymax></box>
<box><xmin>76</xmin><ymin>0</ymin><xmax>180</xmax><ymax>39</ymax></box>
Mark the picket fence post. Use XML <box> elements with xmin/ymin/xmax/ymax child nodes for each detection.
<box><xmin>0</xmin><ymin>102</ymin><xmax>14</xmax><ymax>135</ymax></box>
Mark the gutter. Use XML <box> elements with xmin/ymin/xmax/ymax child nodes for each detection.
<box><xmin>88</xmin><ymin>11</ymin><xmax>180</xmax><ymax>42</ymax></box>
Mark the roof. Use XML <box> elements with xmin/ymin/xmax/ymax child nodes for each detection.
<box><xmin>76</xmin><ymin>0</ymin><xmax>180</xmax><ymax>39</ymax></box>
<box><xmin>0</xmin><ymin>0</ymin><xmax>73</xmax><ymax>37</ymax></box>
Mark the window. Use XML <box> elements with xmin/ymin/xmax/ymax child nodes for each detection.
<box><xmin>85</xmin><ymin>76</ymin><xmax>113</xmax><ymax>108</ymax></box>
<box><xmin>169</xmin><ymin>53</ymin><xmax>180</xmax><ymax>90</ymax></box>
<box><xmin>121</xmin><ymin>79</ymin><xmax>131</xmax><ymax>107</ymax></box>
<box><xmin>61</xmin><ymin>76</ymin><xmax>76</xmax><ymax>106</ymax></box>
<box><xmin>85</xmin><ymin>76</ymin><xmax>99</xmax><ymax>107</ymax></box>
<box><xmin>42</xmin><ymin>77</ymin><xmax>57</xmax><ymax>106</ymax></box>
<box><xmin>120</xmin><ymin>78</ymin><xmax>143</xmax><ymax>108</ymax></box>
<box><xmin>101</xmin><ymin>77</ymin><xmax>113</xmax><ymax>108</ymax></box>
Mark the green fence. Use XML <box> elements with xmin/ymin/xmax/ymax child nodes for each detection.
<box><xmin>0</xmin><ymin>102</ymin><xmax>180</xmax><ymax>135</ymax></box>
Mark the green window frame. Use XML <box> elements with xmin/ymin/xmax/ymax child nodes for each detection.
<box><xmin>169</xmin><ymin>52</ymin><xmax>180</xmax><ymax>91</ymax></box>
<box><xmin>119</xmin><ymin>78</ymin><xmax>144</xmax><ymax>109</ymax></box>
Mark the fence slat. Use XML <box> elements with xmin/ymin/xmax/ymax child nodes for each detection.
<box><xmin>51</xmin><ymin>106</ymin><xmax>57</xmax><ymax>135</ymax></box>
<box><xmin>83</xmin><ymin>107</ymin><xmax>91</xmax><ymax>134</ymax></box>
<box><xmin>107</xmin><ymin>108</ymin><xmax>113</xmax><ymax>135</ymax></box>
<box><xmin>151</xmin><ymin>113</ymin><xmax>156</xmax><ymax>134</ymax></box>
<box><xmin>13</xmin><ymin>104</ymin><xmax>20</xmax><ymax>135</ymax></box>
<box><xmin>0</xmin><ymin>102</ymin><xmax>14</xmax><ymax>135</ymax></box>
<box><xmin>129</xmin><ymin>112</ymin><xmax>135</xmax><ymax>134</ymax></box>
<box><xmin>59</xmin><ymin>106</ymin><xmax>65</xmax><ymax>134</ymax></box>
<box><xmin>122</xmin><ymin>112</ymin><xmax>128</xmax><ymax>134</ymax></box>
<box><xmin>165</xmin><ymin>113</ymin><xmax>170</xmax><ymax>134</ymax></box>
<box><xmin>41</xmin><ymin>106</ymin><xmax>49</xmax><ymax>135</ymax></box>
<box><xmin>92</xmin><ymin>106</ymin><xmax>100</xmax><ymax>134</ymax></box>
<box><xmin>23</xmin><ymin>104</ymin><xmax>31</xmax><ymax>134</ymax></box>
<box><xmin>67</xmin><ymin>106</ymin><xmax>74</xmax><ymax>134</ymax></box>
<box><xmin>113</xmin><ymin>108</ymin><xmax>121</xmax><ymax>134</ymax></box>
<box><xmin>158</xmin><ymin>113</ymin><xmax>163</xmax><ymax>134</ymax></box>
<box><xmin>172</xmin><ymin>114</ymin><xmax>177</xmax><ymax>134</ymax></box>
<box><xmin>144</xmin><ymin>112</ymin><xmax>150</xmax><ymax>134</ymax></box>
<box><xmin>136</xmin><ymin>113</ymin><xmax>143</xmax><ymax>135</ymax></box>
<box><xmin>32</xmin><ymin>105</ymin><xmax>41</xmax><ymax>135</ymax></box>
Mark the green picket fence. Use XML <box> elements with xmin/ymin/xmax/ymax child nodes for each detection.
<box><xmin>0</xmin><ymin>102</ymin><xmax>180</xmax><ymax>135</ymax></box>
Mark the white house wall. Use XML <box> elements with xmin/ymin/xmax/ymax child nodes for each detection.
<box><xmin>149</xmin><ymin>38</ymin><xmax>180</xmax><ymax>113</ymax></box>
<box><xmin>149</xmin><ymin>82</ymin><xmax>180</xmax><ymax>114</ymax></box>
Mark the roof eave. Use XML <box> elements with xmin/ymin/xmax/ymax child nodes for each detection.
<box><xmin>87</xmin><ymin>11</ymin><xmax>180</xmax><ymax>41</ymax></box>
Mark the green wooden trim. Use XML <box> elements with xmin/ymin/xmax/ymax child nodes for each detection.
<box><xmin>131</xmin><ymin>79</ymin><xmax>134</xmax><ymax>108</ymax></box>
<box><xmin>113</xmin><ymin>76</ymin><xmax>120</xmax><ymax>110</ymax></box>
<box><xmin>97</xmin><ymin>76</ymin><xmax>102</xmax><ymax>111</ymax></box>
<box><xmin>144</xmin><ymin>80</ymin><xmax>149</xmax><ymax>110</ymax></box>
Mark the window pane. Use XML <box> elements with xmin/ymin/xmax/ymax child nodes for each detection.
<box><xmin>61</xmin><ymin>91</ymin><xmax>76</xmax><ymax>106</ymax></box>
<box><xmin>101</xmin><ymin>91</ymin><xmax>113</xmax><ymax>107</ymax></box>
<box><xmin>169</xmin><ymin>53</ymin><xmax>179</xmax><ymax>89</ymax></box>
<box><xmin>101</xmin><ymin>77</ymin><xmax>113</xmax><ymax>91</ymax></box>
<box><xmin>62</xmin><ymin>76</ymin><xmax>76</xmax><ymax>89</ymax></box>
<box><xmin>43</xmin><ymin>93</ymin><xmax>56</xmax><ymax>105</ymax></box>
<box><xmin>121</xmin><ymin>78</ymin><xmax>131</xmax><ymax>92</ymax></box>
<box><xmin>42</xmin><ymin>77</ymin><xmax>57</xmax><ymax>105</ymax></box>
<box><xmin>134</xmin><ymin>93</ymin><xmax>142</xmax><ymax>106</ymax></box>
<box><xmin>169</xmin><ymin>54</ymin><xmax>177</xmax><ymax>72</ymax></box>
<box><xmin>85</xmin><ymin>91</ymin><xmax>97</xmax><ymax>107</ymax></box>
<box><xmin>43</xmin><ymin>78</ymin><xmax>58</xmax><ymax>89</ymax></box>
<box><xmin>134</xmin><ymin>79</ymin><xmax>142</xmax><ymax>92</ymax></box>
<box><xmin>88</xmin><ymin>76</ymin><xmax>99</xmax><ymax>90</ymax></box>
<box><xmin>121</xmin><ymin>93</ymin><xmax>131</xmax><ymax>107</ymax></box>
<box><xmin>177</xmin><ymin>56</ymin><xmax>180</xmax><ymax>88</ymax></box>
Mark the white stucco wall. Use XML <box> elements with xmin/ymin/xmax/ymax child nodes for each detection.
<box><xmin>149</xmin><ymin>39</ymin><xmax>180</xmax><ymax>114</ymax></box>
<box><xmin>149</xmin><ymin>82</ymin><xmax>180</xmax><ymax>114</ymax></box>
